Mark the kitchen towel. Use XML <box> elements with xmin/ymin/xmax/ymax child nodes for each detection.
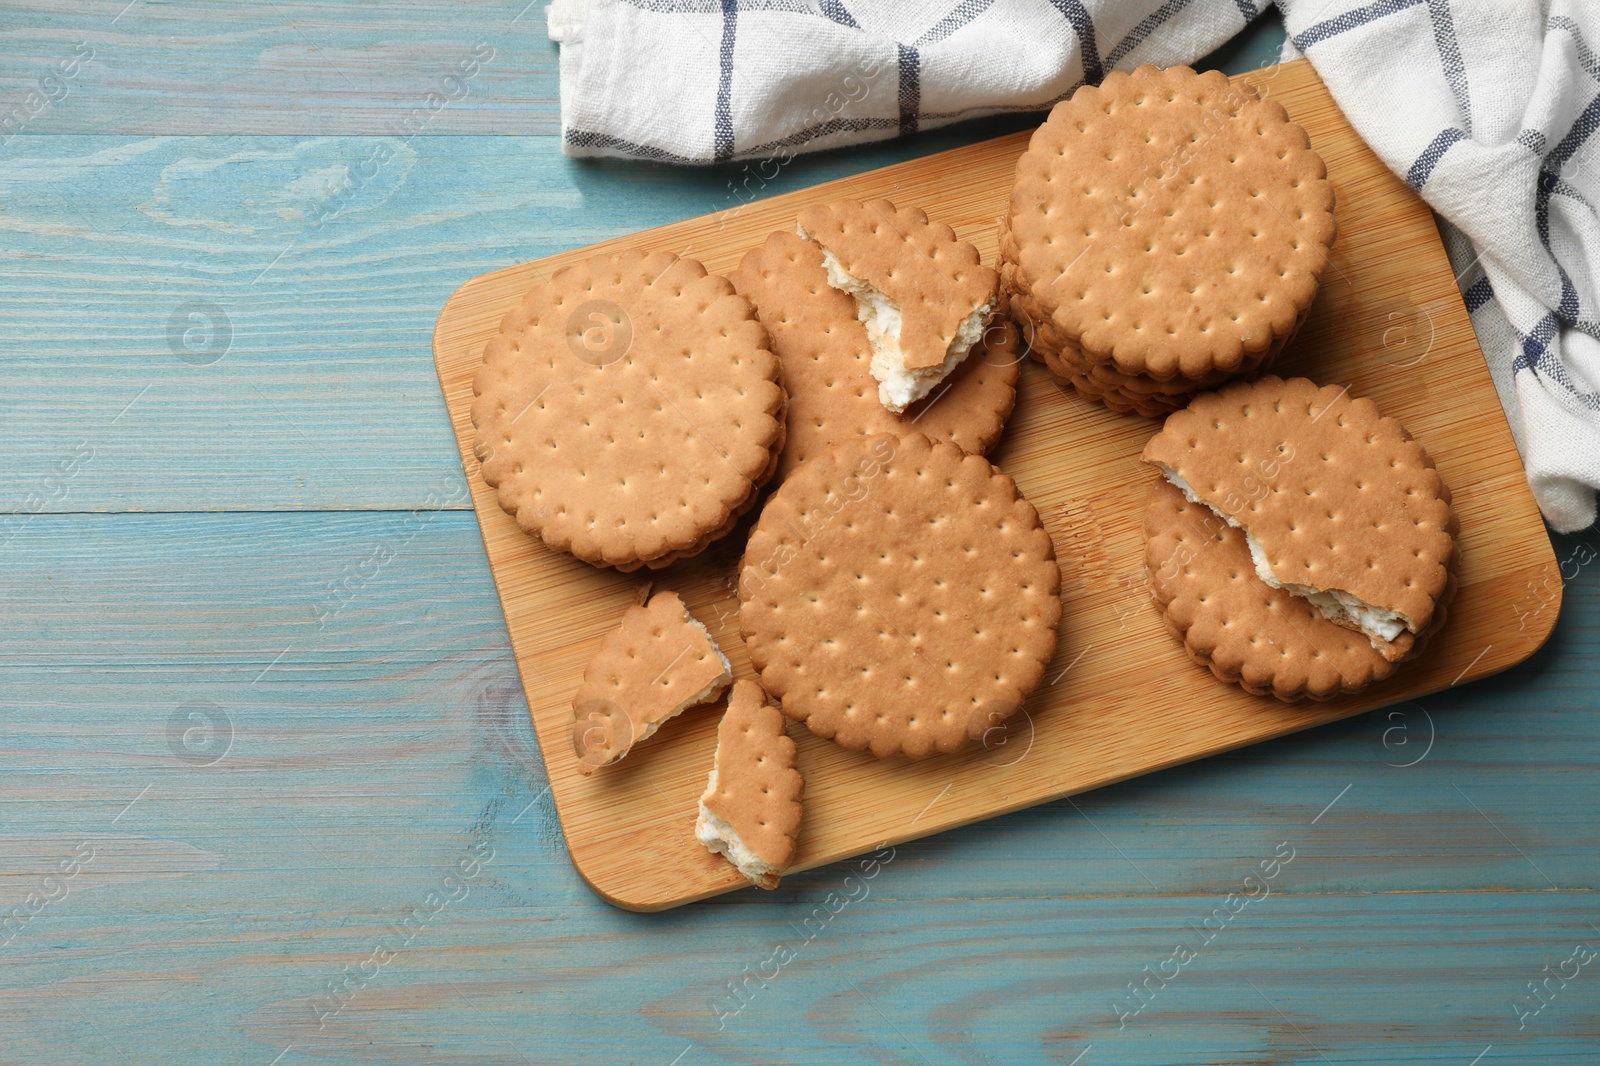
<box><xmin>546</xmin><ymin>0</ymin><xmax>1600</xmax><ymax>530</ymax></box>
<box><xmin>1278</xmin><ymin>0</ymin><xmax>1599</xmax><ymax>531</ymax></box>
<box><xmin>544</xmin><ymin>0</ymin><xmax>1262</xmax><ymax>163</ymax></box>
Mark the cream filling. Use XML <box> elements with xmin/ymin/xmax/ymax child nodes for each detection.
<box><xmin>696</xmin><ymin>769</ymin><xmax>778</xmax><ymax>885</ymax></box>
<box><xmin>1158</xmin><ymin>465</ymin><xmax>1410</xmax><ymax>648</ymax></box>
<box><xmin>797</xmin><ymin>223</ymin><xmax>991</xmax><ymax>414</ymax></box>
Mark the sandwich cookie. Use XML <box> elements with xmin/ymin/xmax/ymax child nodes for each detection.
<box><xmin>696</xmin><ymin>679</ymin><xmax>804</xmax><ymax>890</ymax></box>
<box><xmin>572</xmin><ymin>590</ymin><xmax>732</xmax><ymax>774</ymax></box>
<box><xmin>472</xmin><ymin>250</ymin><xmax>786</xmax><ymax>571</ymax></box>
<box><xmin>1145</xmin><ymin>480</ymin><xmax>1406</xmax><ymax>700</ymax></box>
<box><xmin>739</xmin><ymin>431</ymin><xmax>1061</xmax><ymax>759</ymax></box>
<box><xmin>1002</xmin><ymin>65</ymin><xmax>1336</xmax><ymax>412</ymax></box>
<box><xmin>1142</xmin><ymin>376</ymin><xmax>1458</xmax><ymax>666</ymax></box>
<box><xmin>731</xmin><ymin>229</ymin><xmax>1019</xmax><ymax>481</ymax></box>
<box><xmin>795</xmin><ymin>198</ymin><xmax>1000</xmax><ymax>414</ymax></box>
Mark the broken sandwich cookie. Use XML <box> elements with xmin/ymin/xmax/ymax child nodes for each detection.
<box><xmin>731</xmin><ymin>229</ymin><xmax>1019</xmax><ymax>482</ymax></box>
<box><xmin>1142</xmin><ymin>376</ymin><xmax>1458</xmax><ymax>682</ymax></box>
<box><xmin>695</xmin><ymin>680</ymin><xmax>804</xmax><ymax>890</ymax></box>
<box><xmin>796</xmin><ymin>198</ymin><xmax>1000</xmax><ymax>414</ymax></box>
<box><xmin>571</xmin><ymin>590</ymin><xmax>732</xmax><ymax>774</ymax></box>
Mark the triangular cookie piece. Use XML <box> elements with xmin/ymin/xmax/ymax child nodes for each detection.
<box><xmin>572</xmin><ymin>591</ymin><xmax>731</xmax><ymax>774</ymax></box>
<box><xmin>696</xmin><ymin>680</ymin><xmax>803</xmax><ymax>889</ymax></box>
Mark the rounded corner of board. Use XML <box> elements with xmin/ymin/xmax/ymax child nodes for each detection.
<box><xmin>432</xmin><ymin>271</ymin><xmax>497</xmax><ymax>363</ymax></box>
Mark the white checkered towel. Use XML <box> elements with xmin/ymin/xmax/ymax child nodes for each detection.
<box><xmin>1278</xmin><ymin>0</ymin><xmax>1600</xmax><ymax>531</ymax></box>
<box><xmin>547</xmin><ymin>0</ymin><xmax>1600</xmax><ymax>531</ymax></box>
<box><xmin>545</xmin><ymin>0</ymin><xmax>1263</xmax><ymax>163</ymax></box>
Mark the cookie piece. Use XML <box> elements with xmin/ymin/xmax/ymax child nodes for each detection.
<box><xmin>1142</xmin><ymin>377</ymin><xmax>1458</xmax><ymax>662</ymax></box>
<box><xmin>731</xmin><ymin>230</ymin><xmax>1019</xmax><ymax>480</ymax></box>
<box><xmin>696</xmin><ymin>680</ymin><xmax>803</xmax><ymax>890</ymax></box>
<box><xmin>739</xmin><ymin>431</ymin><xmax>1061</xmax><ymax>759</ymax></box>
<box><xmin>796</xmin><ymin>199</ymin><xmax>999</xmax><ymax>412</ymax></box>
<box><xmin>1146</xmin><ymin>480</ymin><xmax>1401</xmax><ymax>700</ymax></box>
<box><xmin>1002</xmin><ymin>65</ymin><xmax>1335</xmax><ymax>389</ymax></box>
<box><xmin>471</xmin><ymin>250</ymin><xmax>786</xmax><ymax>571</ymax></box>
<box><xmin>572</xmin><ymin>590</ymin><xmax>732</xmax><ymax>774</ymax></box>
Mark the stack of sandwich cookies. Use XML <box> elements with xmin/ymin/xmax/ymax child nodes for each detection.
<box><xmin>472</xmin><ymin>250</ymin><xmax>786</xmax><ymax>570</ymax></box>
<box><xmin>739</xmin><ymin>431</ymin><xmax>1061</xmax><ymax>759</ymax></box>
<box><xmin>1010</xmin><ymin>285</ymin><xmax>1251</xmax><ymax>417</ymax></box>
<box><xmin>795</xmin><ymin>198</ymin><xmax>1001</xmax><ymax>414</ymax></box>
<box><xmin>1142</xmin><ymin>376</ymin><xmax>1458</xmax><ymax>694</ymax></box>
<box><xmin>571</xmin><ymin>590</ymin><xmax>732</xmax><ymax>774</ymax></box>
<box><xmin>732</xmin><ymin>230</ymin><xmax>1019</xmax><ymax>481</ymax></box>
<box><xmin>1001</xmin><ymin>65</ymin><xmax>1336</xmax><ymax>414</ymax></box>
<box><xmin>696</xmin><ymin>680</ymin><xmax>803</xmax><ymax>890</ymax></box>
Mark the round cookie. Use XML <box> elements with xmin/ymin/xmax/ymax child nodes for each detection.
<box><xmin>1145</xmin><ymin>479</ymin><xmax>1401</xmax><ymax>701</ymax></box>
<box><xmin>471</xmin><ymin>250</ymin><xmax>786</xmax><ymax>571</ymax></box>
<box><xmin>738</xmin><ymin>432</ymin><xmax>1061</xmax><ymax>759</ymax></box>
<box><xmin>1000</xmin><ymin>196</ymin><xmax>1284</xmax><ymax>419</ymax></box>
<box><xmin>730</xmin><ymin>230</ymin><xmax>1019</xmax><ymax>481</ymax></box>
<box><xmin>1003</xmin><ymin>64</ymin><xmax>1336</xmax><ymax>386</ymax></box>
<box><xmin>1142</xmin><ymin>376</ymin><xmax>1459</xmax><ymax>662</ymax></box>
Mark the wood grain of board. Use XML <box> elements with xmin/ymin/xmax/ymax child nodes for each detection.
<box><xmin>432</xmin><ymin>60</ymin><xmax>1560</xmax><ymax>911</ymax></box>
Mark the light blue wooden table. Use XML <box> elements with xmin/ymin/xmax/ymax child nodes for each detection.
<box><xmin>1</xmin><ymin>5</ymin><xmax>1596</xmax><ymax>1063</ymax></box>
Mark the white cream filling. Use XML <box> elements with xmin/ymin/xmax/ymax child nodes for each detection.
<box><xmin>797</xmin><ymin>223</ymin><xmax>990</xmax><ymax>414</ymax></box>
<box><xmin>696</xmin><ymin>769</ymin><xmax>778</xmax><ymax>885</ymax></box>
<box><xmin>1158</xmin><ymin>464</ymin><xmax>1410</xmax><ymax>648</ymax></box>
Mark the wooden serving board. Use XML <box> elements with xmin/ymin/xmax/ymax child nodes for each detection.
<box><xmin>432</xmin><ymin>60</ymin><xmax>1559</xmax><ymax>911</ymax></box>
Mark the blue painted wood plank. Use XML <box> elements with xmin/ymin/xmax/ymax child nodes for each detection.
<box><xmin>0</xmin><ymin>0</ymin><xmax>560</xmax><ymax>135</ymax></box>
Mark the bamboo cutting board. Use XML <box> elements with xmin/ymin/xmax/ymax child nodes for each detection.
<box><xmin>432</xmin><ymin>60</ymin><xmax>1559</xmax><ymax>911</ymax></box>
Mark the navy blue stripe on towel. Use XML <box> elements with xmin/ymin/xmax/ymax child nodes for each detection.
<box><xmin>1105</xmin><ymin>0</ymin><xmax>1195</xmax><ymax>70</ymax></box>
<box><xmin>1049</xmin><ymin>0</ymin><xmax>1103</xmax><ymax>84</ymax></box>
<box><xmin>818</xmin><ymin>0</ymin><xmax>859</xmax><ymax>27</ymax></box>
<box><xmin>1426</xmin><ymin>0</ymin><xmax>1471</xmax><ymax>130</ymax></box>
<box><xmin>1292</xmin><ymin>0</ymin><xmax>1424</xmax><ymax>51</ymax></box>
<box><xmin>1405</xmin><ymin>127</ymin><xmax>1465</xmax><ymax>189</ymax></box>
<box><xmin>898</xmin><ymin>44</ymin><xmax>920</xmax><ymax>136</ymax></box>
<box><xmin>714</xmin><ymin>0</ymin><xmax>738</xmax><ymax>163</ymax></box>
<box><xmin>1463</xmin><ymin>276</ymin><xmax>1493</xmax><ymax>314</ymax></box>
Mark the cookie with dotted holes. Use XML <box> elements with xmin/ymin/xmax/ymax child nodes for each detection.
<box><xmin>1002</xmin><ymin>65</ymin><xmax>1335</xmax><ymax>384</ymax></box>
<box><xmin>696</xmin><ymin>680</ymin><xmax>804</xmax><ymax>890</ymax></box>
<box><xmin>738</xmin><ymin>432</ymin><xmax>1061</xmax><ymax>759</ymax></box>
<box><xmin>794</xmin><ymin>198</ymin><xmax>1000</xmax><ymax>412</ymax></box>
<box><xmin>571</xmin><ymin>590</ymin><xmax>732</xmax><ymax>775</ymax></box>
<box><xmin>1145</xmin><ymin>480</ymin><xmax>1406</xmax><ymax>700</ymax></box>
<box><xmin>1142</xmin><ymin>376</ymin><xmax>1458</xmax><ymax>663</ymax></box>
<box><xmin>471</xmin><ymin>250</ymin><xmax>786</xmax><ymax>571</ymax></box>
<box><xmin>1002</xmin><ymin>209</ymin><xmax>1302</xmax><ymax>416</ymax></box>
<box><xmin>731</xmin><ymin>230</ymin><xmax>1019</xmax><ymax>481</ymax></box>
